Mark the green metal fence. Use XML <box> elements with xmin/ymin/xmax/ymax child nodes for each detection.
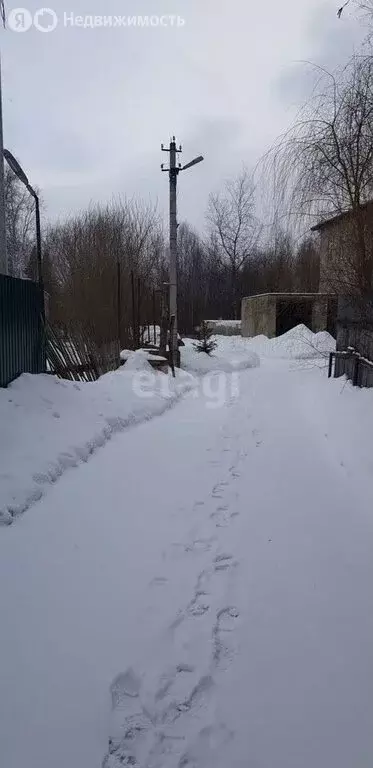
<box><xmin>0</xmin><ymin>274</ymin><xmax>45</xmax><ymax>387</ymax></box>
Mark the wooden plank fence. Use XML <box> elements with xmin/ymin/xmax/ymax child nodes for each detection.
<box><xmin>46</xmin><ymin>324</ymin><xmax>120</xmax><ymax>382</ymax></box>
<box><xmin>329</xmin><ymin>296</ymin><xmax>373</xmax><ymax>388</ymax></box>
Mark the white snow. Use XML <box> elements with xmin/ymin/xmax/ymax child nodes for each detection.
<box><xmin>122</xmin><ymin>349</ymin><xmax>156</xmax><ymax>371</ymax></box>
<box><xmin>206</xmin><ymin>320</ymin><xmax>241</xmax><ymax>326</ymax></box>
<box><xmin>245</xmin><ymin>323</ymin><xmax>336</xmax><ymax>359</ymax></box>
<box><xmin>0</xmin><ymin>327</ymin><xmax>338</xmax><ymax>525</ymax></box>
<box><xmin>181</xmin><ymin>341</ymin><xmax>260</xmax><ymax>375</ymax></box>
<box><xmin>0</xmin><ymin>365</ymin><xmax>193</xmax><ymax>525</ymax></box>
<box><xmin>181</xmin><ymin>324</ymin><xmax>335</xmax><ymax>376</ymax></box>
<box><xmin>1</xmin><ymin>326</ymin><xmax>373</xmax><ymax>768</ymax></box>
<box><xmin>120</xmin><ymin>349</ymin><xmax>168</xmax><ymax>364</ymax></box>
<box><xmin>119</xmin><ymin>348</ymin><xmax>134</xmax><ymax>360</ymax></box>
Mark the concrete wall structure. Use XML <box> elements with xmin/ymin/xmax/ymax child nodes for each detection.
<box><xmin>241</xmin><ymin>294</ymin><xmax>276</xmax><ymax>338</ymax></box>
<box><xmin>241</xmin><ymin>293</ymin><xmax>333</xmax><ymax>338</ymax></box>
<box><xmin>312</xmin><ymin>295</ymin><xmax>329</xmax><ymax>332</ymax></box>
<box><xmin>312</xmin><ymin>203</ymin><xmax>373</xmax><ymax>294</ymax></box>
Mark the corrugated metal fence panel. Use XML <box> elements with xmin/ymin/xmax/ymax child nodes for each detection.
<box><xmin>0</xmin><ymin>274</ymin><xmax>45</xmax><ymax>387</ymax></box>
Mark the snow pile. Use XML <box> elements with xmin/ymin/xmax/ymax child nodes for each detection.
<box><xmin>181</xmin><ymin>325</ymin><xmax>335</xmax><ymax>369</ymax></box>
<box><xmin>119</xmin><ymin>348</ymin><xmax>133</xmax><ymax>361</ymax></box>
<box><xmin>181</xmin><ymin>342</ymin><xmax>260</xmax><ymax>375</ymax></box>
<box><xmin>266</xmin><ymin>325</ymin><xmax>335</xmax><ymax>359</ymax></box>
<box><xmin>121</xmin><ymin>349</ymin><xmax>168</xmax><ymax>366</ymax></box>
<box><xmin>242</xmin><ymin>325</ymin><xmax>336</xmax><ymax>360</ymax></box>
<box><xmin>0</xmin><ymin>366</ymin><xmax>195</xmax><ymax>526</ymax></box>
<box><xmin>123</xmin><ymin>350</ymin><xmax>156</xmax><ymax>371</ymax></box>
<box><xmin>312</xmin><ymin>330</ymin><xmax>337</xmax><ymax>355</ymax></box>
<box><xmin>183</xmin><ymin>326</ymin><xmax>335</xmax><ymax>364</ymax></box>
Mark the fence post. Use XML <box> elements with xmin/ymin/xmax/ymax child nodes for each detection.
<box><xmin>131</xmin><ymin>270</ymin><xmax>136</xmax><ymax>350</ymax></box>
<box><xmin>169</xmin><ymin>314</ymin><xmax>175</xmax><ymax>378</ymax></box>
<box><xmin>153</xmin><ymin>289</ymin><xmax>156</xmax><ymax>346</ymax></box>
<box><xmin>352</xmin><ymin>353</ymin><xmax>360</xmax><ymax>386</ymax></box>
<box><xmin>116</xmin><ymin>261</ymin><xmax>121</xmax><ymax>366</ymax></box>
<box><xmin>328</xmin><ymin>353</ymin><xmax>333</xmax><ymax>378</ymax></box>
<box><xmin>137</xmin><ymin>277</ymin><xmax>141</xmax><ymax>348</ymax></box>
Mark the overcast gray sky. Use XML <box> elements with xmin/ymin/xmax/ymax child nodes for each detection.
<box><xmin>1</xmin><ymin>0</ymin><xmax>366</xmax><ymax>232</ymax></box>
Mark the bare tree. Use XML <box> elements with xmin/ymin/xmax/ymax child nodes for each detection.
<box><xmin>5</xmin><ymin>167</ymin><xmax>38</xmax><ymax>277</ymax></box>
<box><xmin>206</xmin><ymin>168</ymin><xmax>261</xmax><ymax>318</ymax></box>
<box><xmin>261</xmin><ymin>228</ymin><xmax>295</xmax><ymax>292</ymax></box>
<box><xmin>45</xmin><ymin>198</ymin><xmax>164</xmax><ymax>349</ymax></box>
<box><xmin>177</xmin><ymin>222</ymin><xmax>209</xmax><ymax>333</ymax></box>
<box><xmin>267</xmin><ymin>56</ymin><xmax>373</xmax><ymax>296</ymax></box>
<box><xmin>337</xmin><ymin>0</ymin><xmax>373</xmax><ymax>20</ymax></box>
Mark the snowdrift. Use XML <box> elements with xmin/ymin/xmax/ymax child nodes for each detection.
<box><xmin>181</xmin><ymin>324</ymin><xmax>334</xmax><ymax>372</ymax></box>
<box><xmin>0</xmin><ymin>365</ymin><xmax>194</xmax><ymax>525</ymax></box>
<box><xmin>0</xmin><ymin>327</ymin><xmax>335</xmax><ymax>525</ymax></box>
<box><xmin>247</xmin><ymin>324</ymin><xmax>336</xmax><ymax>360</ymax></box>
<box><xmin>192</xmin><ymin>325</ymin><xmax>335</xmax><ymax>362</ymax></box>
<box><xmin>181</xmin><ymin>343</ymin><xmax>260</xmax><ymax>375</ymax></box>
<box><xmin>122</xmin><ymin>349</ymin><xmax>158</xmax><ymax>371</ymax></box>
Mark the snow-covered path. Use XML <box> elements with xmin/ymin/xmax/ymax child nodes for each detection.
<box><xmin>1</xmin><ymin>361</ymin><xmax>373</xmax><ymax>768</ymax></box>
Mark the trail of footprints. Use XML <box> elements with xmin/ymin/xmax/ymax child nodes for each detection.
<box><xmin>103</xmin><ymin>559</ymin><xmax>240</xmax><ymax>767</ymax></box>
<box><xmin>103</xmin><ymin>423</ymin><xmax>255</xmax><ymax>767</ymax></box>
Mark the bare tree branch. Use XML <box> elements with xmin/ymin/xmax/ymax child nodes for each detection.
<box><xmin>206</xmin><ymin>168</ymin><xmax>261</xmax><ymax>318</ymax></box>
<box><xmin>338</xmin><ymin>0</ymin><xmax>351</xmax><ymax>18</ymax></box>
<box><xmin>262</xmin><ymin>56</ymin><xmax>373</xmax><ymax>298</ymax></box>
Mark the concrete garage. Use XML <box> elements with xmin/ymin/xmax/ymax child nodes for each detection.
<box><xmin>241</xmin><ymin>293</ymin><xmax>337</xmax><ymax>338</ymax></box>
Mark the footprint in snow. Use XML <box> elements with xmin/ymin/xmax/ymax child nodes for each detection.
<box><xmin>104</xmin><ymin>668</ymin><xmax>153</xmax><ymax>764</ymax></box>
<box><xmin>214</xmin><ymin>553</ymin><xmax>233</xmax><ymax>564</ymax></box>
<box><xmin>150</xmin><ymin>576</ymin><xmax>168</xmax><ymax>587</ymax></box>
<box><xmin>111</xmin><ymin>668</ymin><xmax>141</xmax><ymax>706</ymax></box>
<box><xmin>188</xmin><ymin>600</ymin><xmax>209</xmax><ymax>617</ymax></box>
<box><xmin>215</xmin><ymin>559</ymin><xmax>238</xmax><ymax>571</ymax></box>
<box><xmin>155</xmin><ymin>663</ymin><xmax>195</xmax><ymax>703</ymax></box>
<box><xmin>193</xmin><ymin>500</ymin><xmax>205</xmax><ymax>509</ymax></box>
<box><xmin>179</xmin><ymin>723</ymin><xmax>234</xmax><ymax>768</ymax></box>
<box><xmin>185</xmin><ymin>537</ymin><xmax>215</xmax><ymax>554</ymax></box>
<box><xmin>213</xmin><ymin>607</ymin><xmax>240</xmax><ymax>669</ymax></box>
<box><xmin>161</xmin><ymin>675</ymin><xmax>214</xmax><ymax>725</ymax></box>
<box><xmin>230</xmin><ymin>468</ymin><xmax>241</xmax><ymax>478</ymax></box>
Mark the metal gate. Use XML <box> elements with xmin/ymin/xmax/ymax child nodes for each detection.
<box><xmin>0</xmin><ymin>274</ymin><xmax>45</xmax><ymax>387</ymax></box>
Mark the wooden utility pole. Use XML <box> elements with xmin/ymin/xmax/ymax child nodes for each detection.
<box><xmin>158</xmin><ymin>283</ymin><xmax>168</xmax><ymax>356</ymax></box>
<box><xmin>161</xmin><ymin>137</ymin><xmax>181</xmax><ymax>368</ymax></box>
<box><xmin>168</xmin><ymin>139</ymin><xmax>178</xmax><ymax>365</ymax></box>
<box><xmin>161</xmin><ymin>138</ymin><xmax>204</xmax><ymax>369</ymax></box>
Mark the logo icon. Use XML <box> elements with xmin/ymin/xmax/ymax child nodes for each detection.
<box><xmin>8</xmin><ymin>7</ymin><xmax>33</xmax><ymax>32</ymax></box>
<box><xmin>34</xmin><ymin>7</ymin><xmax>58</xmax><ymax>32</ymax></box>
